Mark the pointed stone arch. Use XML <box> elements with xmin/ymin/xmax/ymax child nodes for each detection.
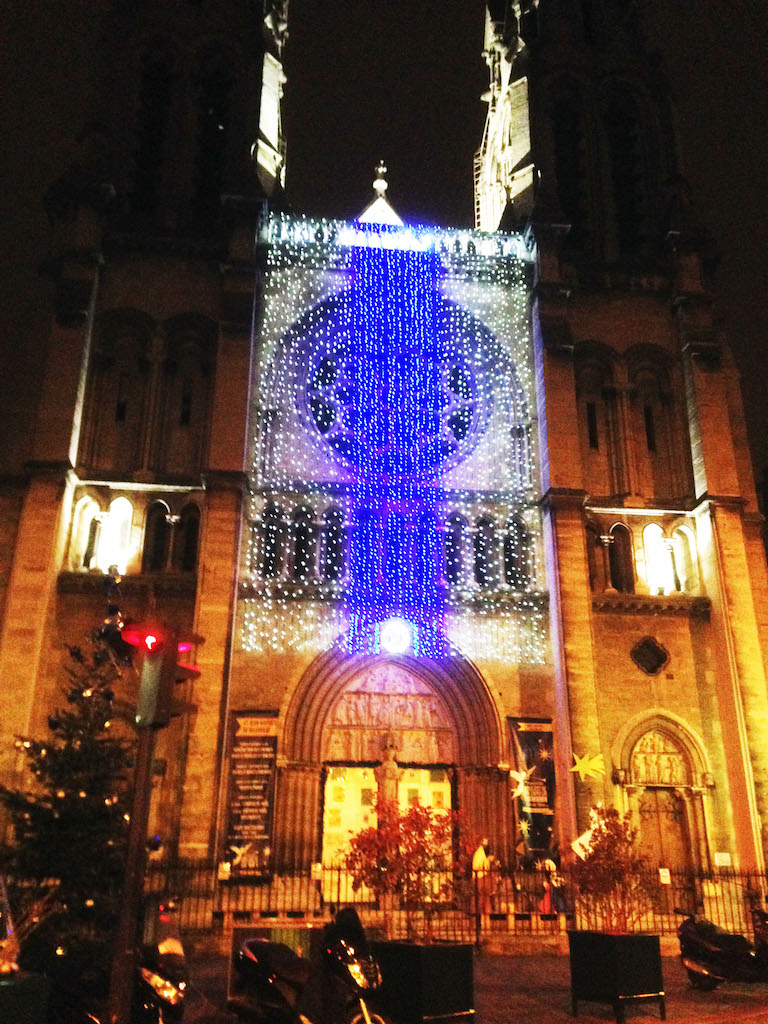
<box><xmin>282</xmin><ymin>646</ymin><xmax>503</xmax><ymax>768</ymax></box>
<box><xmin>273</xmin><ymin>646</ymin><xmax>507</xmax><ymax>869</ymax></box>
<box><xmin>612</xmin><ymin>709</ymin><xmax>711</xmax><ymax>786</ymax></box>
<box><xmin>611</xmin><ymin>710</ymin><xmax>713</xmax><ymax>869</ymax></box>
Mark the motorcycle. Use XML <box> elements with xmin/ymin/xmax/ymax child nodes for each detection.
<box><xmin>675</xmin><ymin>905</ymin><xmax>768</xmax><ymax>990</ymax></box>
<box><xmin>133</xmin><ymin>935</ymin><xmax>187</xmax><ymax>1022</ymax></box>
<box><xmin>227</xmin><ymin>906</ymin><xmax>390</xmax><ymax>1024</ymax></box>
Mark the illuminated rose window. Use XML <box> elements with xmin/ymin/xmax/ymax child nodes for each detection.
<box><xmin>306</xmin><ymin>341</ymin><xmax>479</xmax><ymax>478</ymax></box>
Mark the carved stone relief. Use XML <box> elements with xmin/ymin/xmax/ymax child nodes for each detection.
<box><xmin>631</xmin><ymin>730</ymin><xmax>690</xmax><ymax>787</ymax></box>
<box><xmin>323</xmin><ymin>662</ymin><xmax>456</xmax><ymax>763</ymax></box>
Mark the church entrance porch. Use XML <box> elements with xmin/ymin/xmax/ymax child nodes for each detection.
<box><xmin>271</xmin><ymin>649</ymin><xmax>511</xmax><ymax>871</ymax></box>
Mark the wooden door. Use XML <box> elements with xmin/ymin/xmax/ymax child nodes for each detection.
<box><xmin>637</xmin><ymin>788</ymin><xmax>693</xmax><ymax>870</ymax></box>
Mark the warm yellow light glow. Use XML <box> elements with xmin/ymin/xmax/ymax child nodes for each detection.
<box><xmin>643</xmin><ymin>524</ymin><xmax>675</xmax><ymax>595</ymax></box>
<box><xmin>97</xmin><ymin>496</ymin><xmax>134</xmax><ymax>574</ymax></box>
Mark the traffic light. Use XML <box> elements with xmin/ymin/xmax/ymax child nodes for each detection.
<box><xmin>122</xmin><ymin>624</ymin><xmax>202</xmax><ymax>729</ymax></box>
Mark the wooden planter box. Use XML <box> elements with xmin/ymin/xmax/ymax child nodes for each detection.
<box><xmin>372</xmin><ymin>940</ymin><xmax>475</xmax><ymax>1024</ymax></box>
<box><xmin>568</xmin><ymin>931</ymin><xmax>665</xmax><ymax>1023</ymax></box>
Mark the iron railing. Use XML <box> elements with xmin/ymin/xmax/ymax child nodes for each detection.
<box><xmin>142</xmin><ymin>861</ymin><xmax>768</xmax><ymax>944</ymax></box>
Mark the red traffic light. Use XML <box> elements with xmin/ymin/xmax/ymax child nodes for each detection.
<box><xmin>122</xmin><ymin>628</ymin><xmax>195</xmax><ymax>655</ymax></box>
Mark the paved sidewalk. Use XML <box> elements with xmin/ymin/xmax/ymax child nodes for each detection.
<box><xmin>474</xmin><ymin>952</ymin><xmax>768</xmax><ymax>1023</ymax></box>
<box><xmin>183</xmin><ymin>947</ymin><xmax>768</xmax><ymax>1024</ymax></box>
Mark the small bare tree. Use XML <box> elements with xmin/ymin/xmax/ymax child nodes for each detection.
<box><xmin>572</xmin><ymin>806</ymin><xmax>655</xmax><ymax>933</ymax></box>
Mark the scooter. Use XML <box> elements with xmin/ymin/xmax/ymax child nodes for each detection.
<box><xmin>133</xmin><ymin>933</ymin><xmax>188</xmax><ymax>1022</ymax></box>
<box><xmin>675</xmin><ymin>905</ymin><xmax>768</xmax><ymax>990</ymax></box>
<box><xmin>227</xmin><ymin>907</ymin><xmax>390</xmax><ymax>1024</ymax></box>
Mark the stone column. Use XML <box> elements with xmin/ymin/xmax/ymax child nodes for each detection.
<box><xmin>0</xmin><ymin>254</ymin><xmax>100</xmax><ymax>785</ymax></box>
<box><xmin>176</xmin><ymin>472</ymin><xmax>245</xmax><ymax>856</ymax></box>
<box><xmin>0</xmin><ymin>468</ymin><xmax>75</xmax><ymax>781</ymax></box>
<box><xmin>533</xmin><ymin>301</ymin><xmax>604</xmax><ymax>844</ymax></box>
<box><xmin>681</xmin><ymin>321</ymin><xmax>768</xmax><ymax>869</ymax></box>
<box><xmin>697</xmin><ymin>499</ymin><xmax>768</xmax><ymax>868</ymax></box>
<box><xmin>456</xmin><ymin>766</ymin><xmax>512</xmax><ymax>864</ymax></box>
<box><xmin>272</xmin><ymin>762</ymin><xmax>322</xmax><ymax>871</ymax></box>
<box><xmin>543</xmin><ymin>491</ymin><xmax>604</xmax><ymax>839</ymax></box>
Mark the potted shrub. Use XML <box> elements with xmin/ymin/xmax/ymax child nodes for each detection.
<box><xmin>568</xmin><ymin>806</ymin><xmax>665</xmax><ymax>1023</ymax></box>
<box><xmin>344</xmin><ymin>799</ymin><xmax>475</xmax><ymax>1024</ymax></box>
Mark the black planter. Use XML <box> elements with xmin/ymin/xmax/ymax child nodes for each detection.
<box><xmin>372</xmin><ymin>940</ymin><xmax>475</xmax><ymax>1024</ymax></box>
<box><xmin>568</xmin><ymin>931</ymin><xmax>665</xmax><ymax>1023</ymax></box>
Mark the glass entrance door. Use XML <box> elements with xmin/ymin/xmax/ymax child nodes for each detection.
<box><xmin>321</xmin><ymin>765</ymin><xmax>452</xmax><ymax>865</ymax></box>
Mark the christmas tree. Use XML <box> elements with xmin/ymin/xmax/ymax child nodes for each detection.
<box><xmin>0</xmin><ymin>635</ymin><xmax>135</xmax><ymax>1005</ymax></box>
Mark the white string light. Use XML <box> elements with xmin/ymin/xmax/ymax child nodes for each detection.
<box><xmin>240</xmin><ymin>214</ymin><xmax>547</xmax><ymax>664</ymax></box>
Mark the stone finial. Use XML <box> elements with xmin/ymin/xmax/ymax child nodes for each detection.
<box><xmin>373</xmin><ymin>161</ymin><xmax>388</xmax><ymax>198</ymax></box>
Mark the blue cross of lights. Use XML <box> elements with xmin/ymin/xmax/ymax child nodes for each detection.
<box><xmin>345</xmin><ymin>236</ymin><xmax>449</xmax><ymax>657</ymax></box>
<box><xmin>243</xmin><ymin>214</ymin><xmax>547</xmax><ymax>664</ymax></box>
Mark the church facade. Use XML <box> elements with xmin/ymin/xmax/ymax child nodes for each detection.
<box><xmin>2</xmin><ymin>0</ymin><xmax>768</xmax><ymax>882</ymax></box>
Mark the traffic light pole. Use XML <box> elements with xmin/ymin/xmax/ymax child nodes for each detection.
<box><xmin>108</xmin><ymin>724</ymin><xmax>156</xmax><ymax>1024</ymax></box>
<box><xmin>106</xmin><ymin>621</ymin><xmax>202</xmax><ymax>1023</ymax></box>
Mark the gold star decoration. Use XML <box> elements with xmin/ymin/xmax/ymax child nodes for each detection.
<box><xmin>570</xmin><ymin>751</ymin><xmax>606</xmax><ymax>782</ymax></box>
<box><xmin>519</xmin><ymin>820</ymin><xmax>530</xmax><ymax>836</ymax></box>
<box><xmin>510</xmin><ymin>765</ymin><xmax>537</xmax><ymax>799</ymax></box>
<box><xmin>229</xmin><ymin>843</ymin><xmax>252</xmax><ymax>866</ymax></box>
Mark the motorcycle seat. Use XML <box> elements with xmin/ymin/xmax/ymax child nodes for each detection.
<box><xmin>274</xmin><ymin>957</ymin><xmax>313</xmax><ymax>987</ymax></box>
<box><xmin>227</xmin><ymin>994</ymin><xmax>264</xmax><ymax>1018</ymax></box>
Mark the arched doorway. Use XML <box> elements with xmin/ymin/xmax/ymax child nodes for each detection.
<box><xmin>321</xmin><ymin>660</ymin><xmax>457</xmax><ymax>863</ymax></box>
<box><xmin>274</xmin><ymin>647</ymin><xmax>508</xmax><ymax>869</ymax></box>
<box><xmin>631</xmin><ymin>730</ymin><xmax>694</xmax><ymax>870</ymax></box>
<box><xmin>613</xmin><ymin>713</ymin><xmax>712</xmax><ymax>873</ymax></box>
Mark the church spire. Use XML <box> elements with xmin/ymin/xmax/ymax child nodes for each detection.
<box><xmin>358</xmin><ymin>160</ymin><xmax>404</xmax><ymax>226</ymax></box>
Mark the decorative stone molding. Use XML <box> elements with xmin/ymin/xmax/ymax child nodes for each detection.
<box><xmin>592</xmin><ymin>592</ymin><xmax>710</xmax><ymax>618</ymax></box>
<box><xmin>57</xmin><ymin>569</ymin><xmax>197</xmax><ymax>597</ymax></box>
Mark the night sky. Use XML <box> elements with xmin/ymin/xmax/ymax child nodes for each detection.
<box><xmin>282</xmin><ymin>0</ymin><xmax>768</xmax><ymax>478</ymax></box>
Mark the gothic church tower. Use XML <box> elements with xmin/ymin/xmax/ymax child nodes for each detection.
<box><xmin>477</xmin><ymin>0</ymin><xmax>768</xmax><ymax>868</ymax></box>
<box><xmin>0</xmin><ymin>1</ymin><xmax>288</xmax><ymax>852</ymax></box>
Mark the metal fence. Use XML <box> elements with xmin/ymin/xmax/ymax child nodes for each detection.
<box><xmin>143</xmin><ymin>861</ymin><xmax>768</xmax><ymax>944</ymax></box>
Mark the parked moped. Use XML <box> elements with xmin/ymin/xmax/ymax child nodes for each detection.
<box><xmin>227</xmin><ymin>907</ymin><xmax>390</xmax><ymax>1024</ymax></box>
<box><xmin>676</xmin><ymin>906</ymin><xmax>768</xmax><ymax>990</ymax></box>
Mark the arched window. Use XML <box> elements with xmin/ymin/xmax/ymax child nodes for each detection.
<box><xmin>355</xmin><ymin>509</ymin><xmax>379</xmax><ymax>587</ymax></box>
<box><xmin>384</xmin><ymin>512</ymin><xmax>406</xmax><ymax>583</ymax></box>
<box><xmin>609</xmin><ymin>524</ymin><xmax>635</xmax><ymax>593</ymax></box>
<box><xmin>444</xmin><ymin>514</ymin><xmax>465</xmax><ymax>586</ymax></box>
<box><xmin>83</xmin><ymin>311</ymin><xmax>154</xmax><ymax>474</ymax></box>
<box><xmin>671</xmin><ymin>526</ymin><xmax>698</xmax><ymax>595</ymax></box>
<box><xmin>575</xmin><ymin>349</ymin><xmax>621</xmax><ymax>497</ymax></box>
<box><xmin>603</xmin><ymin>87</ymin><xmax>647</xmax><ymax>254</ymax></box>
<box><xmin>173</xmin><ymin>503</ymin><xmax>200</xmax><ymax>572</ymax></box>
<box><xmin>98</xmin><ymin>497</ymin><xmax>134</xmax><ymax>575</ymax></box>
<box><xmin>70</xmin><ymin>497</ymin><xmax>101</xmax><ymax>571</ymax></box>
<box><xmin>551</xmin><ymin>92</ymin><xmax>590</xmax><ymax>251</ymax></box>
<box><xmin>159</xmin><ymin>314</ymin><xmax>215</xmax><ymax>476</ymax></box>
<box><xmin>261</xmin><ymin>504</ymin><xmax>284</xmax><ymax>579</ymax></box>
<box><xmin>142</xmin><ymin>501</ymin><xmax>171</xmax><ymax>572</ymax></box>
<box><xmin>503</xmin><ymin>515</ymin><xmax>531</xmax><ymax>590</ymax></box>
<box><xmin>292</xmin><ymin>507</ymin><xmax>316</xmax><ymax>581</ymax></box>
<box><xmin>131</xmin><ymin>40</ymin><xmax>176</xmax><ymax>216</ymax></box>
<box><xmin>585</xmin><ymin>522</ymin><xmax>604</xmax><ymax>592</ymax></box>
<box><xmin>643</xmin><ymin>523</ymin><xmax>674</xmax><ymax>595</ymax></box>
<box><xmin>627</xmin><ymin>355</ymin><xmax>690</xmax><ymax>502</ymax></box>
<box><xmin>192</xmin><ymin>47</ymin><xmax>233</xmax><ymax>215</ymax></box>
<box><xmin>321</xmin><ymin>508</ymin><xmax>345</xmax><ymax>582</ymax></box>
<box><xmin>415</xmin><ymin>511</ymin><xmax>440</xmax><ymax>593</ymax></box>
<box><xmin>474</xmin><ymin>516</ymin><xmax>497</xmax><ymax>588</ymax></box>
